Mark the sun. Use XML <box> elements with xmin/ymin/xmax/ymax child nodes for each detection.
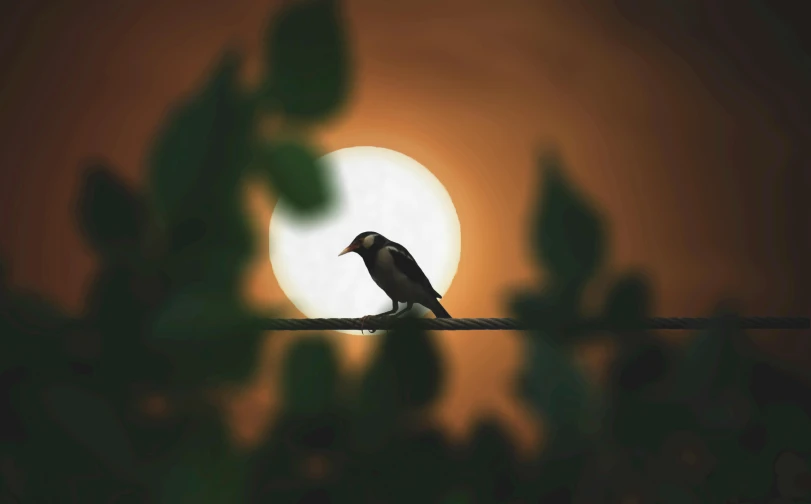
<box><xmin>268</xmin><ymin>146</ymin><xmax>462</xmax><ymax>334</ymax></box>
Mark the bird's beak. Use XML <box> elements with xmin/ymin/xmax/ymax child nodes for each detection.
<box><xmin>338</xmin><ymin>243</ymin><xmax>358</xmax><ymax>256</ymax></box>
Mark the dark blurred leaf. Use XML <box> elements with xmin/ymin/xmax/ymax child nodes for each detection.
<box><xmin>703</xmin><ymin>433</ymin><xmax>774</xmax><ymax>501</ymax></box>
<box><xmin>82</xmin><ymin>263</ymin><xmax>174</xmax><ymax>391</ymax></box>
<box><xmin>254</xmin><ymin>140</ymin><xmax>332</xmax><ymax>215</ymax></box>
<box><xmin>167</xmin><ymin>218</ymin><xmax>208</xmax><ymax>254</ymax></box>
<box><xmin>149</xmin><ymin>287</ymin><xmax>263</xmax><ymax>385</ymax></box>
<box><xmin>264</xmin><ymin>0</ymin><xmax>350</xmax><ymax>120</ymax></box>
<box><xmin>535</xmin><ymin>151</ymin><xmax>605</xmax><ymax>287</ymax></box>
<box><xmin>672</xmin><ymin>309</ymin><xmax>751</xmax><ymax>406</ymax></box>
<box><xmin>603</xmin><ymin>272</ymin><xmax>651</xmax><ymax>333</ymax></box>
<box><xmin>361</xmin><ymin>428</ymin><xmax>452</xmax><ymax>504</ymax></box>
<box><xmin>774</xmin><ymin>451</ymin><xmax>811</xmax><ymax>500</ymax></box>
<box><xmin>282</xmin><ymin>335</ymin><xmax>339</xmax><ymax>416</ymax></box>
<box><xmin>613</xmin><ymin>341</ymin><xmax>672</xmax><ymax>393</ymax></box>
<box><xmin>520</xmin><ymin>333</ymin><xmax>596</xmax><ymax>456</ymax></box>
<box><xmin>377</xmin><ymin>319</ymin><xmax>444</xmax><ymax>411</ymax></box>
<box><xmin>162</xmin><ymin>216</ymin><xmax>253</xmax><ymax>302</ymax></box>
<box><xmin>85</xmin><ymin>263</ymin><xmax>161</xmax><ymax>337</ymax></box>
<box><xmin>1</xmin><ymin>290</ymin><xmax>71</xmax><ymax>376</ymax></box>
<box><xmin>692</xmin><ymin>386</ymin><xmax>754</xmax><ymax>435</ymax></box>
<box><xmin>2</xmin><ymin>290</ymin><xmax>71</xmax><ymax>337</ymax></box>
<box><xmin>466</xmin><ymin>419</ymin><xmax>520</xmax><ymax>502</ymax></box>
<box><xmin>41</xmin><ymin>384</ymin><xmax>137</xmax><ymax>481</ymax></box>
<box><xmin>150</xmin><ymin>286</ymin><xmax>255</xmax><ymax>342</ymax></box>
<box><xmin>148</xmin><ymin>51</ymin><xmax>255</xmax><ymax>225</ymax></box>
<box><xmin>652</xmin><ymin>430</ymin><xmax>717</xmax><ymax>488</ymax></box>
<box><xmin>440</xmin><ymin>490</ymin><xmax>473</xmax><ymax>504</ymax></box>
<box><xmin>77</xmin><ymin>162</ymin><xmax>146</xmax><ymax>259</ymax></box>
<box><xmin>763</xmin><ymin>402</ymin><xmax>811</xmax><ymax>453</ymax></box>
<box><xmin>511</xmin><ymin>290</ymin><xmax>561</xmax><ymax>331</ymax></box>
<box><xmin>511</xmin><ymin>286</ymin><xmax>583</xmax><ymax>343</ymax></box>
<box><xmin>155</xmin><ymin>421</ymin><xmax>248</xmax><ymax>504</ymax></box>
<box><xmin>610</xmin><ymin>394</ymin><xmax>695</xmax><ymax>455</ymax></box>
<box><xmin>656</xmin><ymin>483</ymin><xmax>701</xmax><ymax>504</ymax></box>
<box><xmin>353</xmin><ymin>355</ymin><xmax>400</xmax><ymax>451</ymax></box>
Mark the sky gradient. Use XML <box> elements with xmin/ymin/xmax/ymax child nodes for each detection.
<box><xmin>1</xmin><ymin>0</ymin><xmax>809</xmax><ymax>448</ymax></box>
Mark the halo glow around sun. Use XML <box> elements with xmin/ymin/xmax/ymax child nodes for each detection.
<box><xmin>268</xmin><ymin>146</ymin><xmax>461</xmax><ymax>334</ymax></box>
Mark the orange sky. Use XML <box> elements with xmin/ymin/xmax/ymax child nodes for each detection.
<box><xmin>1</xmin><ymin>0</ymin><xmax>809</xmax><ymax>448</ymax></box>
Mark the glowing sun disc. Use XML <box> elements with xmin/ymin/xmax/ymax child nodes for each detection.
<box><xmin>268</xmin><ymin>146</ymin><xmax>461</xmax><ymax>335</ymax></box>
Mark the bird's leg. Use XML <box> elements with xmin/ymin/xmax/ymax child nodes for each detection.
<box><xmin>360</xmin><ymin>300</ymin><xmax>399</xmax><ymax>334</ymax></box>
<box><xmin>395</xmin><ymin>302</ymin><xmax>414</xmax><ymax>317</ymax></box>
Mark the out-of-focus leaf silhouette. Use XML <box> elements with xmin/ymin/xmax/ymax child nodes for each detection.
<box><xmin>360</xmin><ymin>427</ymin><xmax>453</xmax><ymax>504</ymax></box>
<box><xmin>702</xmin><ymin>433</ymin><xmax>775</xmax><ymax>501</ymax></box>
<box><xmin>520</xmin><ymin>332</ymin><xmax>595</xmax><ymax>456</ymax></box>
<box><xmin>674</xmin><ymin>308</ymin><xmax>750</xmax><ymax>402</ymax></box>
<box><xmin>763</xmin><ymin>402</ymin><xmax>811</xmax><ymax>453</ymax></box>
<box><xmin>774</xmin><ymin>450</ymin><xmax>811</xmax><ymax>500</ymax></box>
<box><xmin>149</xmin><ymin>287</ymin><xmax>263</xmax><ymax>386</ymax></box>
<box><xmin>41</xmin><ymin>384</ymin><xmax>137</xmax><ymax>481</ymax></box>
<box><xmin>77</xmin><ymin>162</ymin><xmax>147</xmax><ymax>261</ymax></box>
<box><xmin>603</xmin><ymin>272</ymin><xmax>651</xmax><ymax>334</ymax></box>
<box><xmin>253</xmin><ymin>140</ymin><xmax>333</xmax><ymax>215</ymax></box>
<box><xmin>282</xmin><ymin>335</ymin><xmax>339</xmax><ymax>416</ymax></box>
<box><xmin>351</xmin><ymin>351</ymin><xmax>400</xmax><ymax>453</ymax></box>
<box><xmin>350</xmin><ymin>317</ymin><xmax>444</xmax><ymax>454</ymax></box>
<box><xmin>464</xmin><ymin>419</ymin><xmax>520</xmax><ymax>503</ymax></box>
<box><xmin>154</xmin><ymin>418</ymin><xmax>248</xmax><ymax>504</ymax></box>
<box><xmin>650</xmin><ymin>430</ymin><xmax>716</xmax><ymax>488</ymax></box>
<box><xmin>377</xmin><ymin>318</ymin><xmax>444</xmax><ymax>411</ymax></box>
<box><xmin>148</xmin><ymin>51</ymin><xmax>254</xmax><ymax>225</ymax></box>
<box><xmin>672</xmin><ymin>307</ymin><xmax>756</xmax><ymax>438</ymax></box>
<box><xmin>511</xmin><ymin>287</ymin><xmax>583</xmax><ymax>345</ymax></box>
<box><xmin>534</xmin><ymin>150</ymin><xmax>605</xmax><ymax>289</ymax></box>
<box><xmin>264</xmin><ymin>0</ymin><xmax>350</xmax><ymax>121</ymax></box>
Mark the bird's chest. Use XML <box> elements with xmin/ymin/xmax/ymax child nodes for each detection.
<box><xmin>368</xmin><ymin>248</ymin><xmax>413</xmax><ymax>300</ymax></box>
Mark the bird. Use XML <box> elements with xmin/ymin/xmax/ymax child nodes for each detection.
<box><xmin>339</xmin><ymin>231</ymin><xmax>451</xmax><ymax>329</ymax></box>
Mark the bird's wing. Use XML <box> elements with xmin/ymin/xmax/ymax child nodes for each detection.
<box><xmin>386</xmin><ymin>243</ymin><xmax>442</xmax><ymax>299</ymax></box>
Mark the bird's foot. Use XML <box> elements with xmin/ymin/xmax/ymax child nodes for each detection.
<box><xmin>359</xmin><ymin>315</ymin><xmax>378</xmax><ymax>334</ymax></box>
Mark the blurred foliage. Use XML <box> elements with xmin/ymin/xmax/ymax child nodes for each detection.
<box><xmin>1</xmin><ymin>0</ymin><xmax>810</xmax><ymax>503</ymax></box>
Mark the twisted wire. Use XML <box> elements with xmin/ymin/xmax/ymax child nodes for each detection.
<box><xmin>258</xmin><ymin>316</ymin><xmax>810</xmax><ymax>332</ymax></box>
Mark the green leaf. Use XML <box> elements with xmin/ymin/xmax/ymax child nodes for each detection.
<box><xmin>41</xmin><ymin>384</ymin><xmax>137</xmax><ymax>481</ymax></box>
<box><xmin>264</xmin><ymin>0</ymin><xmax>350</xmax><ymax>120</ymax></box>
<box><xmin>254</xmin><ymin>140</ymin><xmax>333</xmax><ymax>215</ymax></box>
<box><xmin>510</xmin><ymin>286</ymin><xmax>584</xmax><ymax>344</ymax></box>
<box><xmin>467</xmin><ymin>419</ymin><xmax>519</xmax><ymax>500</ymax></box>
<box><xmin>763</xmin><ymin>401</ymin><xmax>811</xmax><ymax>453</ymax></box>
<box><xmin>148</xmin><ymin>287</ymin><xmax>263</xmax><ymax>386</ymax></box>
<box><xmin>672</xmin><ymin>309</ymin><xmax>750</xmax><ymax>404</ymax></box>
<box><xmin>77</xmin><ymin>162</ymin><xmax>146</xmax><ymax>259</ymax></box>
<box><xmin>603</xmin><ymin>272</ymin><xmax>651</xmax><ymax>333</ymax></box>
<box><xmin>148</xmin><ymin>51</ymin><xmax>255</xmax><ymax>225</ymax></box>
<box><xmin>440</xmin><ymin>491</ymin><xmax>473</xmax><ymax>504</ymax></box>
<box><xmin>155</xmin><ymin>422</ymin><xmax>248</xmax><ymax>504</ymax></box>
<box><xmin>656</xmin><ymin>483</ymin><xmax>701</xmax><ymax>504</ymax></box>
<box><xmin>162</xmin><ymin>208</ymin><xmax>255</xmax><ymax>293</ymax></box>
<box><xmin>534</xmin><ymin>151</ymin><xmax>605</xmax><ymax>287</ymax></box>
<box><xmin>281</xmin><ymin>335</ymin><xmax>340</xmax><ymax>416</ymax></box>
<box><xmin>520</xmin><ymin>333</ymin><xmax>596</xmax><ymax>455</ymax></box>
<box><xmin>1</xmin><ymin>290</ymin><xmax>71</xmax><ymax>373</ymax></box>
<box><xmin>704</xmin><ymin>434</ymin><xmax>775</xmax><ymax>501</ymax></box>
<box><xmin>353</xmin><ymin>355</ymin><xmax>400</xmax><ymax>451</ymax></box>
<box><xmin>378</xmin><ymin>318</ymin><xmax>444</xmax><ymax>410</ymax></box>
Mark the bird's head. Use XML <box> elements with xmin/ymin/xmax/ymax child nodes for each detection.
<box><xmin>339</xmin><ymin>231</ymin><xmax>383</xmax><ymax>257</ymax></box>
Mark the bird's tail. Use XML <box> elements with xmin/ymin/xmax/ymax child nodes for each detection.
<box><xmin>430</xmin><ymin>299</ymin><xmax>452</xmax><ymax>318</ymax></box>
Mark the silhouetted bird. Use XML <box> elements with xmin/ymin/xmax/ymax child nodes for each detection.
<box><xmin>339</xmin><ymin>231</ymin><xmax>451</xmax><ymax>321</ymax></box>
